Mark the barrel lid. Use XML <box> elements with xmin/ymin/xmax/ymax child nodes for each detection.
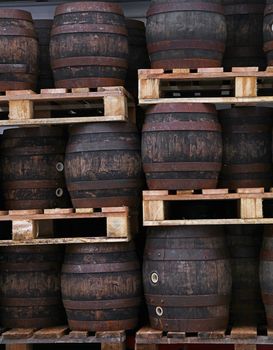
<box><xmin>0</xmin><ymin>9</ymin><xmax>33</xmax><ymax>21</ymax></box>
<box><xmin>146</xmin><ymin>103</ymin><xmax>216</xmax><ymax>115</ymax></box>
<box><xmin>55</xmin><ymin>2</ymin><xmax>124</xmax><ymax>17</ymax></box>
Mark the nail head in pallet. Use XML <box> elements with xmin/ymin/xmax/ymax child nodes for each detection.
<box><xmin>143</xmin><ymin>188</ymin><xmax>273</xmax><ymax>225</ymax></box>
<box><xmin>138</xmin><ymin>67</ymin><xmax>273</xmax><ymax>105</ymax></box>
<box><xmin>0</xmin><ymin>207</ymin><xmax>134</xmax><ymax>244</ymax></box>
<box><xmin>0</xmin><ymin>87</ymin><xmax>135</xmax><ymax>126</ymax></box>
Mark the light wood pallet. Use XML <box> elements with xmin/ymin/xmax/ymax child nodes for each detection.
<box><xmin>136</xmin><ymin>325</ymin><xmax>273</xmax><ymax>350</ymax></box>
<box><xmin>138</xmin><ymin>66</ymin><xmax>273</xmax><ymax>105</ymax></box>
<box><xmin>0</xmin><ymin>206</ymin><xmax>136</xmax><ymax>245</ymax></box>
<box><xmin>143</xmin><ymin>188</ymin><xmax>273</xmax><ymax>226</ymax></box>
<box><xmin>0</xmin><ymin>86</ymin><xmax>135</xmax><ymax>126</ymax></box>
<box><xmin>0</xmin><ymin>326</ymin><xmax>126</xmax><ymax>350</ymax></box>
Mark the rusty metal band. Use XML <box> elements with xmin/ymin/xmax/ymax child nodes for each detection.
<box><xmin>146</xmin><ymin>248</ymin><xmax>228</xmax><ymax>261</ymax></box>
<box><xmin>51</xmin><ymin>56</ymin><xmax>128</xmax><ymax>69</ymax></box>
<box><xmin>66</xmin><ymin>140</ymin><xmax>139</xmax><ymax>153</ymax></box>
<box><xmin>224</xmin><ymin>4</ymin><xmax>265</xmax><ymax>15</ymax></box>
<box><xmin>0</xmin><ymin>64</ymin><xmax>27</xmax><ymax>74</ymax></box>
<box><xmin>263</xmin><ymin>41</ymin><xmax>273</xmax><ymax>52</ymax></box>
<box><xmin>143</xmin><ymin>162</ymin><xmax>222</xmax><ymax>173</ymax></box>
<box><xmin>55</xmin><ymin>2</ymin><xmax>124</xmax><ymax>16</ymax></box>
<box><xmin>62</xmin><ymin>261</ymin><xmax>139</xmax><ymax>273</ymax></box>
<box><xmin>148</xmin><ymin>40</ymin><xmax>225</xmax><ymax>54</ymax></box>
<box><xmin>0</xmin><ymin>9</ymin><xmax>33</xmax><ymax>21</ymax></box>
<box><xmin>260</xmin><ymin>250</ymin><xmax>273</xmax><ymax>261</ymax></box>
<box><xmin>147</xmin><ymin>3</ymin><xmax>223</xmax><ymax>16</ymax></box>
<box><xmin>0</xmin><ymin>28</ymin><xmax>36</xmax><ymax>37</ymax></box>
<box><xmin>0</xmin><ymin>297</ymin><xmax>61</xmax><ymax>307</ymax></box>
<box><xmin>67</xmin><ymin>179</ymin><xmax>140</xmax><ymax>191</ymax></box>
<box><xmin>151</xmin><ymin>58</ymin><xmax>221</xmax><ymax>69</ymax></box>
<box><xmin>3</xmin><ymin>180</ymin><xmax>62</xmax><ymax>190</ymax></box>
<box><xmin>264</xmin><ymin>5</ymin><xmax>273</xmax><ymax>16</ymax></box>
<box><xmin>147</xmin><ymin>178</ymin><xmax>217</xmax><ymax>189</ymax></box>
<box><xmin>0</xmin><ymin>262</ymin><xmax>61</xmax><ymax>271</ymax></box>
<box><xmin>219</xmin><ymin>179</ymin><xmax>271</xmax><ymax>189</ymax></box>
<box><xmin>142</xmin><ymin>121</ymin><xmax>221</xmax><ymax>132</ymax></box>
<box><xmin>4</xmin><ymin>199</ymin><xmax>59</xmax><ymax>210</ymax></box>
<box><xmin>146</xmin><ymin>294</ymin><xmax>229</xmax><ymax>307</ymax></box>
<box><xmin>0</xmin><ymin>81</ymin><xmax>36</xmax><ymax>91</ymax></box>
<box><xmin>147</xmin><ymin>103</ymin><xmax>216</xmax><ymax>114</ymax></box>
<box><xmin>222</xmin><ymin>125</ymin><xmax>270</xmax><ymax>133</ymax></box>
<box><xmin>55</xmin><ymin>77</ymin><xmax>124</xmax><ymax>89</ymax></box>
<box><xmin>63</xmin><ymin>297</ymin><xmax>141</xmax><ymax>310</ymax></box>
<box><xmin>66</xmin><ymin>242</ymin><xmax>135</xmax><ymax>254</ymax></box>
<box><xmin>262</xmin><ymin>293</ymin><xmax>273</xmax><ymax>305</ymax></box>
<box><xmin>68</xmin><ymin>318</ymin><xmax>137</xmax><ymax>331</ymax></box>
<box><xmin>51</xmin><ymin>24</ymin><xmax>127</xmax><ymax>36</ymax></box>
<box><xmin>150</xmin><ymin>316</ymin><xmax>228</xmax><ymax>331</ymax></box>
<box><xmin>1</xmin><ymin>146</ymin><xmax>64</xmax><ymax>155</ymax></box>
<box><xmin>221</xmin><ymin>163</ymin><xmax>272</xmax><ymax>174</ymax></box>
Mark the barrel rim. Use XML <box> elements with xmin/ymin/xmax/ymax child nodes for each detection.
<box><xmin>145</xmin><ymin>103</ymin><xmax>217</xmax><ymax>115</ymax></box>
<box><xmin>0</xmin><ymin>8</ymin><xmax>33</xmax><ymax>21</ymax></box>
<box><xmin>54</xmin><ymin>1</ymin><xmax>124</xmax><ymax>17</ymax></box>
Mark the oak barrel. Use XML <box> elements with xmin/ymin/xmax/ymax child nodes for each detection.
<box><xmin>219</xmin><ymin>107</ymin><xmax>273</xmax><ymax>189</ymax></box>
<box><xmin>259</xmin><ymin>226</ymin><xmax>273</xmax><ymax>327</ymax></box>
<box><xmin>61</xmin><ymin>242</ymin><xmax>142</xmax><ymax>331</ymax></box>
<box><xmin>0</xmin><ymin>9</ymin><xmax>38</xmax><ymax>90</ymax></box>
<box><xmin>146</xmin><ymin>0</ymin><xmax>227</xmax><ymax>69</ymax></box>
<box><xmin>0</xmin><ymin>246</ymin><xmax>65</xmax><ymax>328</ymax></box>
<box><xmin>226</xmin><ymin>225</ymin><xmax>265</xmax><ymax>325</ymax></box>
<box><xmin>50</xmin><ymin>1</ymin><xmax>128</xmax><ymax>89</ymax></box>
<box><xmin>143</xmin><ymin>226</ymin><xmax>231</xmax><ymax>332</ymax></box>
<box><xmin>141</xmin><ymin>103</ymin><xmax>222</xmax><ymax>190</ymax></box>
<box><xmin>0</xmin><ymin>126</ymin><xmax>70</xmax><ymax>210</ymax></box>
<box><xmin>223</xmin><ymin>0</ymin><xmax>266</xmax><ymax>70</ymax></box>
<box><xmin>65</xmin><ymin>122</ymin><xmax>143</xmax><ymax>208</ymax></box>
<box><xmin>34</xmin><ymin>20</ymin><xmax>54</xmax><ymax>90</ymax></box>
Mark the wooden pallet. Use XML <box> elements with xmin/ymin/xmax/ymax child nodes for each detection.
<box><xmin>143</xmin><ymin>188</ymin><xmax>273</xmax><ymax>226</ymax></box>
<box><xmin>0</xmin><ymin>86</ymin><xmax>135</xmax><ymax>126</ymax></box>
<box><xmin>0</xmin><ymin>326</ymin><xmax>126</xmax><ymax>350</ymax></box>
<box><xmin>136</xmin><ymin>325</ymin><xmax>273</xmax><ymax>349</ymax></box>
<box><xmin>0</xmin><ymin>207</ymin><xmax>136</xmax><ymax>245</ymax></box>
<box><xmin>138</xmin><ymin>67</ymin><xmax>273</xmax><ymax>105</ymax></box>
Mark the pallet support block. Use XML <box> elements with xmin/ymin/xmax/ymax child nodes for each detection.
<box><xmin>143</xmin><ymin>200</ymin><xmax>165</xmax><ymax>222</ymax></box>
<box><xmin>106</xmin><ymin>215</ymin><xmax>129</xmax><ymax>238</ymax></box>
<box><xmin>12</xmin><ymin>220</ymin><xmax>39</xmax><ymax>240</ymax></box>
<box><xmin>104</xmin><ymin>95</ymin><xmax>128</xmax><ymax>120</ymax></box>
<box><xmin>101</xmin><ymin>342</ymin><xmax>126</xmax><ymax>350</ymax></box>
<box><xmin>9</xmin><ymin>100</ymin><xmax>34</xmax><ymax>120</ymax></box>
<box><xmin>139</xmin><ymin>78</ymin><xmax>160</xmax><ymax>100</ymax></box>
<box><xmin>239</xmin><ymin>198</ymin><xmax>263</xmax><ymax>219</ymax></box>
<box><xmin>235</xmin><ymin>77</ymin><xmax>257</xmax><ymax>97</ymax></box>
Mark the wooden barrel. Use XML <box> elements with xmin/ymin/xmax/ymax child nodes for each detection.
<box><xmin>219</xmin><ymin>107</ymin><xmax>273</xmax><ymax>189</ymax></box>
<box><xmin>0</xmin><ymin>126</ymin><xmax>70</xmax><ymax>210</ymax></box>
<box><xmin>142</xmin><ymin>103</ymin><xmax>222</xmax><ymax>190</ymax></box>
<box><xmin>143</xmin><ymin>226</ymin><xmax>231</xmax><ymax>332</ymax></box>
<box><xmin>61</xmin><ymin>242</ymin><xmax>142</xmax><ymax>331</ymax></box>
<box><xmin>263</xmin><ymin>0</ymin><xmax>273</xmax><ymax>65</ymax></box>
<box><xmin>125</xmin><ymin>19</ymin><xmax>150</xmax><ymax>100</ymax></box>
<box><xmin>50</xmin><ymin>2</ymin><xmax>128</xmax><ymax>89</ymax></box>
<box><xmin>226</xmin><ymin>225</ymin><xmax>265</xmax><ymax>325</ymax></box>
<box><xmin>0</xmin><ymin>246</ymin><xmax>65</xmax><ymax>328</ymax></box>
<box><xmin>146</xmin><ymin>0</ymin><xmax>226</xmax><ymax>69</ymax></box>
<box><xmin>34</xmin><ymin>20</ymin><xmax>54</xmax><ymax>90</ymax></box>
<box><xmin>259</xmin><ymin>225</ymin><xmax>273</xmax><ymax>327</ymax></box>
<box><xmin>223</xmin><ymin>0</ymin><xmax>266</xmax><ymax>70</ymax></box>
<box><xmin>0</xmin><ymin>9</ymin><xmax>38</xmax><ymax>91</ymax></box>
<box><xmin>65</xmin><ymin>122</ymin><xmax>143</xmax><ymax>208</ymax></box>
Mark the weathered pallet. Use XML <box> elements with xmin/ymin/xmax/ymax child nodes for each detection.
<box><xmin>0</xmin><ymin>207</ymin><xmax>136</xmax><ymax>244</ymax></box>
<box><xmin>0</xmin><ymin>86</ymin><xmax>135</xmax><ymax>126</ymax></box>
<box><xmin>135</xmin><ymin>325</ymin><xmax>271</xmax><ymax>348</ymax></box>
<box><xmin>0</xmin><ymin>327</ymin><xmax>126</xmax><ymax>350</ymax></box>
<box><xmin>143</xmin><ymin>188</ymin><xmax>273</xmax><ymax>226</ymax></box>
<box><xmin>138</xmin><ymin>66</ymin><xmax>273</xmax><ymax>105</ymax></box>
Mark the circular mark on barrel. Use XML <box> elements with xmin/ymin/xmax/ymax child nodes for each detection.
<box><xmin>156</xmin><ymin>306</ymin><xmax>163</xmax><ymax>317</ymax></box>
<box><xmin>56</xmin><ymin>188</ymin><xmax>63</xmax><ymax>197</ymax></box>
<box><xmin>56</xmin><ymin>162</ymin><xmax>64</xmax><ymax>172</ymax></box>
<box><xmin>151</xmin><ymin>272</ymin><xmax>159</xmax><ymax>284</ymax></box>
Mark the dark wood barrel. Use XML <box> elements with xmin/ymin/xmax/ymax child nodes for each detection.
<box><xmin>223</xmin><ymin>0</ymin><xmax>266</xmax><ymax>70</ymax></box>
<box><xmin>143</xmin><ymin>226</ymin><xmax>231</xmax><ymax>332</ymax></box>
<box><xmin>50</xmin><ymin>2</ymin><xmax>128</xmax><ymax>89</ymax></box>
<box><xmin>142</xmin><ymin>103</ymin><xmax>222</xmax><ymax>190</ymax></box>
<box><xmin>263</xmin><ymin>0</ymin><xmax>273</xmax><ymax>65</ymax></box>
<box><xmin>226</xmin><ymin>225</ymin><xmax>265</xmax><ymax>325</ymax></box>
<box><xmin>0</xmin><ymin>246</ymin><xmax>65</xmax><ymax>328</ymax></box>
<box><xmin>61</xmin><ymin>242</ymin><xmax>142</xmax><ymax>331</ymax></box>
<box><xmin>125</xmin><ymin>19</ymin><xmax>150</xmax><ymax>100</ymax></box>
<box><xmin>65</xmin><ymin>122</ymin><xmax>142</xmax><ymax>208</ymax></box>
<box><xmin>219</xmin><ymin>107</ymin><xmax>273</xmax><ymax>189</ymax></box>
<box><xmin>259</xmin><ymin>225</ymin><xmax>273</xmax><ymax>327</ymax></box>
<box><xmin>146</xmin><ymin>0</ymin><xmax>226</xmax><ymax>69</ymax></box>
<box><xmin>34</xmin><ymin>20</ymin><xmax>54</xmax><ymax>90</ymax></box>
<box><xmin>0</xmin><ymin>126</ymin><xmax>70</xmax><ymax>210</ymax></box>
<box><xmin>0</xmin><ymin>9</ymin><xmax>38</xmax><ymax>91</ymax></box>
